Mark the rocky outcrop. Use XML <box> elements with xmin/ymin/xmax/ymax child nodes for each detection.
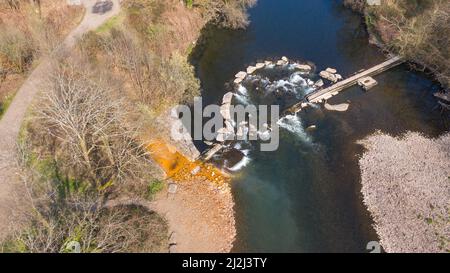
<box><xmin>320</xmin><ymin>70</ymin><xmax>338</xmax><ymax>83</ymax></box>
<box><xmin>157</xmin><ymin>110</ymin><xmax>200</xmax><ymax>161</ymax></box>
<box><xmin>320</xmin><ymin>68</ymin><xmax>343</xmax><ymax>83</ymax></box>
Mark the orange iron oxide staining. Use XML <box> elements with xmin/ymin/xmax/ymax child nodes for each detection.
<box><xmin>147</xmin><ymin>140</ymin><xmax>230</xmax><ymax>185</ymax></box>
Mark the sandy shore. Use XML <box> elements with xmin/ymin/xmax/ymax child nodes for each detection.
<box><xmin>358</xmin><ymin>131</ymin><xmax>450</xmax><ymax>253</ymax></box>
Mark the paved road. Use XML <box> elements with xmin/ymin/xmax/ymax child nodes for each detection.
<box><xmin>0</xmin><ymin>0</ymin><xmax>121</xmax><ymax>240</ymax></box>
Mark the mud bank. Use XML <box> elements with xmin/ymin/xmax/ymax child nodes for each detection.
<box><xmin>358</xmin><ymin>132</ymin><xmax>450</xmax><ymax>253</ymax></box>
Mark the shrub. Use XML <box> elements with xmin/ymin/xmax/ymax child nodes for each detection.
<box><xmin>0</xmin><ymin>25</ymin><xmax>36</xmax><ymax>74</ymax></box>
<box><xmin>147</xmin><ymin>179</ymin><xmax>165</xmax><ymax>198</ymax></box>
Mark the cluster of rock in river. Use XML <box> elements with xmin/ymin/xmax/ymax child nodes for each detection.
<box><xmin>216</xmin><ymin>57</ymin><xmax>351</xmax><ymax>145</ymax></box>
<box><xmin>319</xmin><ymin>67</ymin><xmax>343</xmax><ymax>83</ymax></box>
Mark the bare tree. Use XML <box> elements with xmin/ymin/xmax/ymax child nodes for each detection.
<box><xmin>193</xmin><ymin>0</ymin><xmax>257</xmax><ymax>29</ymax></box>
<box><xmin>34</xmin><ymin>59</ymin><xmax>155</xmax><ymax>190</ymax></box>
<box><xmin>2</xmin><ymin>162</ymin><xmax>167</xmax><ymax>253</ymax></box>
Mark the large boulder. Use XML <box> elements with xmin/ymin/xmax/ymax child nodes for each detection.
<box><xmin>326</xmin><ymin>67</ymin><xmax>337</xmax><ymax>74</ymax></box>
<box><xmin>320</xmin><ymin>70</ymin><xmax>338</xmax><ymax>83</ymax></box>
<box><xmin>246</xmin><ymin>66</ymin><xmax>257</xmax><ymax>74</ymax></box>
<box><xmin>235</xmin><ymin>71</ymin><xmax>247</xmax><ymax>79</ymax></box>
<box><xmin>255</xmin><ymin>63</ymin><xmax>265</xmax><ymax>69</ymax></box>
<box><xmin>222</xmin><ymin>92</ymin><xmax>234</xmax><ymax>105</ymax></box>
<box><xmin>294</xmin><ymin>64</ymin><xmax>312</xmax><ymax>72</ymax></box>
<box><xmin>314</xmin><ymin>79</ymin><xmax>324</xmax><ymax>88</ymax></box>
<box><xmin>220</xmin><ymin>103</ymin><xmax>232</xmax><ymax>121</ymax></box>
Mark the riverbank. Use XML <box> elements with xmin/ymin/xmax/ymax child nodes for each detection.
<box><xmin>344</xmin><ymin>0</ymin><xmax>449</xmax><ymax>88</ymax></box>
<box><xmin>358</xmin><ymin>132</ymin><xmax>449</xmax><ymax>253</ymax></box>
<box><xmin>146</xmin><ymin>140</ymin><xmax>235</xmax><ymax>252</ymax></box>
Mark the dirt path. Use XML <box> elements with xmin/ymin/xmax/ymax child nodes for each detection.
<box><xmin>0</xmin><ymin>0</ymin><xmax>121</xmax><ymax>241</ymax></box>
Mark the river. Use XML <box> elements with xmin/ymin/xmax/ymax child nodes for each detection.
<box><xmin>191</xmin><ymin>0</ymin><xmax>447</xmax><ymax>252</ymax></box>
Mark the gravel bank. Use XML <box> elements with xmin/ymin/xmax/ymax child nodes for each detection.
<box><xmin>358</xmin><ymin>132</ymin><xmax>450</xmax><ymax>253</ymax></box>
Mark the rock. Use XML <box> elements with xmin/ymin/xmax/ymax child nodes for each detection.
<box><xmin>326</xmin><ymin>67</ymin><xmax>337</xmax><ymax>74</ymax></box>
<box><xmin>314</xmin><ymin>79</ymin><xmax>324</xmax><ymax>87</ymax></box>
<box><xmin>220</xmin><ymin>103</ymin><xmax>232</xmax><ymax>120</ymax></box>
<box><xmin>249</xmin><ymin>123</ymin><xmax>258</xmax><ymax>138</ymax></box>
<box><xmin>216</xmin><ymin>127</ymin><xmax>234</xmax><ymax>142</ymax></box>
<box><xmin>281</xmin><ymin>56</ymin><xmax>289</xmax><ymax>62</ymax></box>
<box><xmin>168</xmin><ymin>183</ymin><xmax>178</xmax><ymax>194</ymax></box>
<box><xmin>255</xmin><ymin>63</ymin><xmax>265</xmax><ymax>69</ymax></box>
<box><xmin>306</xmin><ymin>125</ymin><xmax>317</xmax><ymax>131</ymax></box>
<box><xmin>294</xmin><ymin>64</ymin><xmax>312</xmax><ymax>72</ymax></box>
<box><xmin>191</xmin><ymin>166</ymin><xmax>201</xmax><ymax>175</ymax></box>
<box><xmin>246</xmin><ymin>66</ymin><xmax>257</xmax><ymax>74</ymax></box>
<box><xmin>258</xmin><ymin>130</ymin><xmax>271</xmax><ymax>141</ymax></box>
<box><xmin>163</xmin><ymin>110</ymin><xmax>200</xmax><ymax>161</ymax></box>
<box><xmin>222</xmin><ymin>92</ymin><xmax>234</xmax><ymax>105</ymax></box>
<box><xmin>307</xmin><ymin>79</ymin><xmax>315</xmax><ymax>86</ymax></box>
<box><xmin>335</xmin><ymin>74</ymin><xmax>343</xmax><ymax>81</ymax></box>
<box><xmin>235</xmin><ymin>71</ymin><xmax>247</xmax><ymax>79</ymax></box>
<box><xmin>234</xmin><ymin>78</ymin><xmax>243</xmax><ymax>84</ymax></box>
<box><xmin>320</xmin><ymin>71</ymin><xmax>338</xmax><ymax>83</ymax></box>
<box><xmin>225</xmin><ymin>120</ymin><xmax>234</xmax><ymax>131</ymax></box>
<box><xmin>216</xmin><ymin>133</ymin><xmax>226</xmax><ymax>142</ymax></box>
<box><xmin>169</xmin><ymin>232</ymin><xmax>177</xmax><ymax>245</ymax></box>
<box><xmin>169</xmin><ymin>244</ymin><xmax>177</xmax><ymax>253</ymax></box>
<box><xmin>204</xmin><ymin>141</ymin><xmax>214</xmax><ymax>146</ymax></box>
<box><xmin>324</xmin><ymin>102</ymin><xmax>350</xmax><ymax>112</ymax></box>
<box><xmin>264</xmin><ymin>60</ymin><xmax>273</xmax><ymax>66</ymax></box>
<box><xmin>236</xmin><ymin>126</ymin><xmax>245</xmax><ymax>139</ymax></box>
<box><xmin>276</xmin><ymin>59</ymin><xmax>287</xmax><ymax>66</ymax></box>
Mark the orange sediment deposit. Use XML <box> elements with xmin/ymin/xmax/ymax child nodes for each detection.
<box><xmin>147</xmin><ymin>139</ymin><xmax>236</xmax><ymax>252</ymax></box>
<box><xmin>147</xmin><ymin>140</ymin><xmax>230</xmax><ymax>185</ymax></box>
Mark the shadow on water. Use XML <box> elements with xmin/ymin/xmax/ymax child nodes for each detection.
<box><xmin>190</xmin><ymin>0</ymin><xmax>448</xmax><ymax>252</ymax></box>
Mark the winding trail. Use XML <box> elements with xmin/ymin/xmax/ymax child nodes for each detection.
<box><xmin>0</xmin><ymin>0</ymin><xmax>121</xmax><ymax>240</ymax></box>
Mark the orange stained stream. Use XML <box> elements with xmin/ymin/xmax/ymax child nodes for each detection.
<box><xmin>147</xmin><ymin>140</ymin><xmax>229</xmax><ymax>185</ymax></box>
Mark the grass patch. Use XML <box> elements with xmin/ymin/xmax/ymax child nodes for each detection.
<box><xmin>0</xmin><ymin>93</ymin><xmax>14</xmax><ymax>120</ymax></box>
<box><xmin>147</xmin><ymin>179</ymin><xmax>165</xmax><ymax>198</ymax></box>
<box><xmin>95</xmin><ymin>13</ymin><xmax>125</xmax><ymax>33</ymax></box>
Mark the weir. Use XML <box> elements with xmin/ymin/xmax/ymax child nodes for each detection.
<box><xmin>200</xmin><ymin>56</ymin><xmax>405</xmax><ymax>162</ymax></box>
<box><xmin>285</xmin><ymin>56</ymin><xmax>405</xmax><ymax>113</ymax></box>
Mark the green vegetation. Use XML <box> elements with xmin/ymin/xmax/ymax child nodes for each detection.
<box><xmin>0</xmin><ymin>62</ymin><xmax>168</xmax><ymax>252</ymax></box>
<box><xmin>95</xmin><ymin>13</ymin><xmax>125</xmax><ymax>34</ymax></box>
<box><xmin>0</xmin><ymin>0</ymin><xmax>84</xmax><ymax>121</ymax></box>
<box><xmin>0</xmin><ymin>93</ymin><xmax>14</xmax><ymax>119</ymax></box>
<box><xmin>186</xmin><ymin>0</ymin><xmax>194</xmax><ymax>9</ymax></box>
<box><xmin>147</xmin><ymin>179</ymin><xmax>165</xmax><ymax>198</ymax></box>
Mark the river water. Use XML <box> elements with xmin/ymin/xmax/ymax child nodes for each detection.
<box><xmin>191</xmin><ymin>0</ymin><xmax>447</xmax><ymax>252</ymax></box>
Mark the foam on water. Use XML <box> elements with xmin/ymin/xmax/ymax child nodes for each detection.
<box><xmin>235</xmin><ymin>93</ymin><xmax>250</xmax><ymax>105</ymax></box>
<box><xmin>227</xmin><ymin>155</ymin><xmax>252</xmax><ymax>172</ymax></box>
<box><xmin>277</xmin><ymin>114</ymin><xmax>310</xmax><ymax>141</ymax></box>
<box><xmin>289</xmin><ymin>73</ymin><xmax>307</xmax><ymax>86</ymax></box>
<box><xmin>237</xmin><ymin>84</ymin><xmax>248</xmax><ymax>95</ymax></box>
